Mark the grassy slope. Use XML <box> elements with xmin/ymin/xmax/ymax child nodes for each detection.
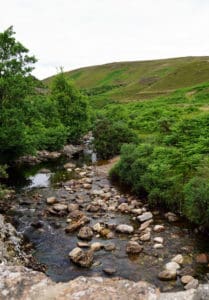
<box><xmin>44</xmin><ymin>56</ymin><xmax>209</xmax><ymax>104</ymax></box>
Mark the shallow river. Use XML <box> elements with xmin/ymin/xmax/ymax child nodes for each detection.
<box><xmin>4</xmin><ymin>154</ymin><xmax>209</xmax><ymax>292</ymax></box>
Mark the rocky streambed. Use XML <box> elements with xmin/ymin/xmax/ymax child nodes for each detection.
<box><xmin>2</xmin><ymin>152</ymin><xmax>209</xmax><ymax>294</ymax></box>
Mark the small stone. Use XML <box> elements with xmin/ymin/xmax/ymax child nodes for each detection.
<box><xmin>68</xmin><ymin>203</ymin><xmax>79</xmax><ymax>212</ymax></box>
<box><xmin>53</xmin><ymin>203</ymin><xmax>68</xmax><ymax>212</ymax></box>
<box><xmin>65</xmin><ymin>216</ymin><xmax>90</xmax><ymax>233</ymax></box>
<box><xmin>154</xmin><ymin>237</ymin><xmax>164</xmax><ymax>244</ymax></box>
<box><xmin>83</xmin><ymin>183</ymin><xmax>91</xmax><ymax>189</ymax></box>
<box><xmin>126</xmin><ymin>241</ymin><xmax>143</xmax><ymax>254</ymax></box>
<box><xmin>172</xmin><ymin>254</ymin><xmax>184</xmax><ymax>265</ymax></box>
<box><xmin>137</xmin><ymin>212</ymin><xmax>153</xmax><ymax>222</ymax></box>
<box><xmin>46</xmin><ymin>197</ymin><xmax>57</xmax><ymax>204</ymax></box>
<box><xmin>131</xmin><ymin>208</ymin><xmax>142</xmax><ymax>215</ymax></box>
<box><xmin>93</xmin><ymin>223</ymin><xmax>103</xmax><ymax>233</ymax></box>
<box><xmin>116</xmin><ymin>224</ymin><xmax>134</xmax><ymax>234</ymax></box>
<box><xmin>104</xmin><ymin>243</ymin><xmax>116</xmax><ymax>251</ymax></box>
<box><xmin>103</xmin><ymin>268</ymin><xmax>117</xmax><ymax>275</ymax></box>
<box><xmin>153</xmin><ymin>243</ymin><xmax>164</xmax><ymax>249</ymax></box>
<box><xmin>164</xmin><ymin>212</ymin><xmax>179</xmax><ymax>222</ymax></box>
<box><xmin>91</xmin><ymin>242</ymin><xmax>103</xmax><ymax>251</ymax></box>
<box><xmin>118</xmin><ymin>203</ymin><xmax>130</xmax><ymax>213</ymax></box>
<box><xmin>77</xmin><ymin>226</ymin><xmax>93</xmax><ymax>240</ymax></box>
<box><xmin>64</xmin><ymin>162</ymin><xmax>76</xmax><ymax>169</ymax></box>
<box><xmin>153</xmin><ymin>225</ymin><xmax>165</xmax><ymax>232</ymax></box>
<box><xmin>139</xmin><ymin>220</ymin><xmax>153</xmax><ymax>231</ymax></box>
<box><xmin>77</xmin><ymin>241</ymin><xmax>90</xmax><ymax>248</ymax></box>
<box><xmin>165</xmin><ymin>262</ymin><xmax>180</xmax><ymax>272</ymax></box>
<box><xmin>181</xmin><ymin>275</ymin><xmax>194</xmax><ymax>285</ymax></box>
<box><xmin>140</xmin><ymin>232</ymin><xmax>151</xmax><ymax>241</ymax></box>
<box><xmin>185</xmin><ymin>279</ymin><xmax>199</xmax><ymax>290</ymax></box>
<box><xmin>69</xmin><ymin>247</ymin><xmax>93</xmax><ymax>267</ymax></box>
<box><xmin>158</xmin><ymin>270</ymin><xmax>177</xmax><ymax>280</ymax></box>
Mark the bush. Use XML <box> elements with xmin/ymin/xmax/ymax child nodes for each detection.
<box><xmin>92</xmin><ymin>118</ymin><xmax>138</xmax><ymax>159</ymax></box>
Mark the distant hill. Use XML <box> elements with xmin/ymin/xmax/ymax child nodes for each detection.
<box><xmin>44</xmin><ymin>56</ymin><xmax>209</xmax><ymax>103</ymax></box>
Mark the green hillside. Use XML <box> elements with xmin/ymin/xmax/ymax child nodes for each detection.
<box><xmin>44</xmin><ymin>56</ymin><xmax>209</xmax><ymax>104</ymax></box>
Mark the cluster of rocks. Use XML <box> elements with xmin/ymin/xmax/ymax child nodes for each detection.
<box><xmin>45</xmin><ymin>162</ymin><xmax>199</xmax><ymax>286</ymax></box>
<box><xmin>15</xmin><ymin>144</ymin><xmax>83</xmax><ymax>165</ymax></box>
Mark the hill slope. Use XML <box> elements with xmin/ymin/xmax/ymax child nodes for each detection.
<box><xmin>44</xmin><ymin>56</ymin><xmax>209</xmax><ymax>104</ymax></box>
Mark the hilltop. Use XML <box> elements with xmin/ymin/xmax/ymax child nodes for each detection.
<box><xmin>44</xmin><ymin>56</ymin><xmax>209</xmax><ymax>104</ymax></box>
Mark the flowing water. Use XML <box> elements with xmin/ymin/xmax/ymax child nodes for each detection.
<box><xmin>3</xmin><ymin>152</ymin><xmax>209</xmax><ymax>292</ymax></box>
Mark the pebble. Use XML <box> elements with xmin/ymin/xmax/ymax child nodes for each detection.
<box><xmin>165</xmin><ymin>262</ymin><xmax>180</xmax><ymax>272</ymax></box>
<box><xmin>153</xmin><ymin>243</ymin><xmax>164</xmax><ymax>249</ymax></box>
<box><xmin>104</xmin><ymin>243</ymin><xmax>116</xmax><ymax>251</ymax></box>
<box><xmin>126</xmin><ymin>241</ymin><xmax>143</xmax><ymax>254</ymax></box>
<box><xmin>46</xmin><ymin>197</ymin><xmax>57</xmax><ymax>204</ymax></box>
<box><xmin>91</xmin><ymin>242</ymin><xmax>103</xmax><ymax>251</ymax></box>
<box><xmin>154</xmin><ymin>237</ymin><xmax>164</xmax><ymax>244</ymax></box>
<box><xmin>137</xmin><ymin>212</ymin><xmax>153</xmax><ymax>222</ymax></box>
<box><xmin>185</xmin><ymin>279</ymin><xmax>199</xmax><ymax>290</ymax></box>
<box><xmin>103</xmin><ymin>268</ymin><xmax>117</xmax><ymax>275</ymax></box>
<box><xmin>181</xmin><ymin>275</ymin><xmax>194</xmax><ymax>285</ymax></box>
<box><xmin>158</xmin><ymin>270</ymin><xmax>177</xmax><ymax>280</ymax></box>
<box><xmin>153</xmin><ymin>225</ymin><xmax>165</xmax><ymax>232</ymax></box>
<box><xmin>116</xmin><ymin>224</ymin><xmax>134</xmax><ymax>234</ymax></box>
<box><xmin>171</xmin><ymin>254</ymin><xmax>184</xmax><ymax>265</ymax></box>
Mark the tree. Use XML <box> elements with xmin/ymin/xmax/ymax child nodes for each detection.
<box><xmin>0</xmin><ymin>26</ymin><xmax>37</xmax><ymax>106</ymax></box>
<box><xmin>0</xmin><ymin>26</ymin><xmax>37</xmax><ymax>161</ymax></box>
<box><xmin>51</xmin><ymin>72</ymin><xmax>90</xmax><ymax>143</ymax></box>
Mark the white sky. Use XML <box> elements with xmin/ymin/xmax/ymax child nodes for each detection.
<box><xmin>1</xmin><ymin>0</ymin><xmax>209</xmax><ymax>79</ymax></box>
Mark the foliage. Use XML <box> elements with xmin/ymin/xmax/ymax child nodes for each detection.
<box><xmin>92</xmin><ymin>118</ymin><xmax>138</xmax><ymax>159</ymax></box>
<box><xmin>50</xmin><ymin>72</ymin><xmax>90</xmax><ymax>143</ymax></box>
<box><xmin>0</xmin><ymin>165</ymin><xmax>7</xmax><ymax>198</ymax></box>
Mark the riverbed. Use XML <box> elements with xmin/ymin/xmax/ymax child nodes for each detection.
<box><xmin>4</xmin><ymin>153</ymin><xmax>209</xmax><ymax>292</ymax></box>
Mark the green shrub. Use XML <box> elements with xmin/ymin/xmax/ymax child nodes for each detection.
<box><xmin>92</xmin><ymin>118</ymin><xmax>138</xmax><ymax>159</ymax></box>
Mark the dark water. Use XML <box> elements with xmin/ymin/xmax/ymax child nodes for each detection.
<box><xmin>4</xmin><ymin>154</ymin><xmax>209</xmax><ymax>292</ymax></box>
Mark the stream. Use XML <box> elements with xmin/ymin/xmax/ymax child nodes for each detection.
<box><xmin>3</xmin><ymin>151</ymin><xmax>209</xmax><ymax>292</ymax></box>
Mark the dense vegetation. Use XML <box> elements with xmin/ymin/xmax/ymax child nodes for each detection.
<box><xmin>0</xmin><ymin>27</ymin><xmax>89</xmax><ymax>196</ymax></box>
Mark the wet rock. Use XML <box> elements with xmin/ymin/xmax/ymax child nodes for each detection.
<box><xmin>196</xmin><ymin>253</ymin><xmax>209</xmax><ymax>264</ymax></box>
<box><xmin>153</xmin><ymin>225</ymin><xmax>165</xmax><ymax>232</ymax></box>
<box><xmin>83</xmin><ymin>183</ymin><xmax>92</xmax><ymax>189</ymax></box>
<box><xmin>172</xmin><ymin>254</ymin><xmax>184</xmax><ymax>265</ymax></box>
<box><xmin>69</xmin><ymin>247</ymin><xmax>94</xmax><ymax>267</ymax></box>
<box><xmin>158</xmin><ymin>270</ymin><xmax>177</xmax><ymax>281</ymax></box>
<box><xmin>77</xmin><ymin>226</ymin><xmax>94</xmax><ymax>240</ymax></box>
<box><xmin>67</xmin><ymin>203</ymin><xmax>79</xmax><ymax>212</ymax></box>
<box><xmin>118</xmin><ymin>203</ymin><xmax>130</xmax><ymax>213</ymax></box>
<box><xmin>131</xmin><ymin>208</ymin><xmax>142</xmax><ymax>215</ymax></box>
<box><xmin>103</xmin><ymin>268</ymin><xmax>117</xmax><ymax>275</ymax></box>
<box><xmin>52</xmin><ymin>203</ymin><xmax>68</xmax><ymax>212</ymax></box>
<box><xmin>69</xmin><ymin>210</ymin><xmax>85</xmax><ymax>220</ymax></box>
<box><xmin>137</xmin><ymin>212</ymin><xmax>153</xmax><ymax>222</ymax></box>
<box><xmin>93</xmin><ymin>223</ymin><xmax>103</xmax><ymax>233</ymax></box>
<box><xmin>164</xmin><ymin>212</ymin><xmax>179</xmax><ymax>222</ymax></box>
<box><xmin>91</xmin><ymin>242</ymin><xmax>103</xmax><ymax>251</ymax></box>
<box><xmin>116</xmin><ymin>224</ymin><xmax>134</xmax><ymax>234</ymax></box>
<box><xmin>153</xmin><ymin>243</ymin><xmax>164</xmax><ymax>249</ymax></box>
<box><xmin>100</xmin><ymin>228</ymin><xmax>112</xmax><ymax>238</ymax></box>
<box><xmin>65</xmin><ymin>216</ymin><xmax>90</xmax><ymax>233</ymax></box>
<box><xmin>140</xmin><ymin>232</ymin><xmax>151</xmax><ymax>241</ymax></box>
<box><xmin>46</xmin><ymin>197</ymin><xmax>57</xmax><ymax>204</ymax></box>
<box><xmin>185</xmin><ymin>278</ymin><xmax>199</xmax><ymax>290</ymax></box>
<box><xmin>165</xmin><ymin>262</ymin><xmax>180</xmax><ymax>272</ymax></box>
<box><xmin>64</xmin><ymin>162</ymin><xmax>76</xmax><ymax>169</ymax></box>
<box><xmin>181</xmin><ymin>275</ymin><xmax>194</xmax><ymax>285</ymax></box>
<box><xmin>126</xmin><ymin>241</ymin><xmax>143</xmax><ymax>254</ymax></box>
<box><xmin>139</xmin><ymin>220</ymin><xmax>153</xmax><ymax>231</ymax></box>
<box><xmin>154</xmin><ymin>237</ymin><xmax>164</xmax><ymax>244</ymax></box>
<box><xmin>104</xmin><ymin>243</ymin><xmax>116</xmax><ymax>251</ymax></box>
<box><xmin>77</xmin><ymin>242</ymin><xmax>90</xmax><ymax>248</ymax></box>
<box><xmin>87</xmin><ymin>204</ymin><xmax>100</xmax><ymax>212</ymax></box>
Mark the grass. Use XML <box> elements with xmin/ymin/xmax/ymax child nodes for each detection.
<box><xmin>44</xmin><ymin>56</ymin><xmax>209</xmax><ymax>106</ymax></box>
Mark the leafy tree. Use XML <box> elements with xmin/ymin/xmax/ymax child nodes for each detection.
<box><xmin>51</xmin><ymin>72</ymin><xmax>90</xmax><ymax>143</ymax></box>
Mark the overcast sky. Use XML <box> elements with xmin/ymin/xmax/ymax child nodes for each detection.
<box><xmin>1</xmin><ymin>0</ymin><xmax>209</xmax><ymax>79</ymax></box>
